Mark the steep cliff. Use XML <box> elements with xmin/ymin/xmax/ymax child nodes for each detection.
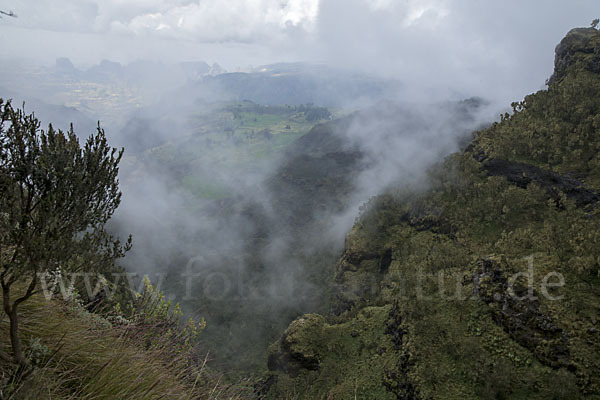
<box><xmin>263</xmin><ymin>27</ymin><xmax>600</xmax><ymax>399</ymax></box>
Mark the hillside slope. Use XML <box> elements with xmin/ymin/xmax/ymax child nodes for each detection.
<box><xmin>152</xmin><ymin>98</ymin><xmax>483</xmax><ymax>375</ymax></box>
<box><xmin>263</xmin><ymin>27</ymin><xmax>600</xmax><ymax>399</ymax></box>
<box><xmin>0</xmin><ymin>284</ymin><xmax>247</xmax><ymax>399</ymax></box>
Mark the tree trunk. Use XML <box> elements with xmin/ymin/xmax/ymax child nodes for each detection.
<box><xmin>8</xmin><ymin>307</ymin><xmax>25</xmax><ymax>365</ymax></box>
<box><xmin>2</xmin><ymin>286</ymin><xmax>26</xmax><ymax>366</ymax></box>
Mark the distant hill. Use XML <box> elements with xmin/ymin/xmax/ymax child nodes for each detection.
<box><xmin>169</xmin><ymin>62</ymin><xmax>403</xmax><ymax>107</ymax></box>
<box><xmin>0</xmin><ymin>85</ymin><xmax>96</xmax><ymax>134</ymax></box>
<box><xmin>53</xmin><ymin>58</ymin><xmax>222</xmax><ymax>85</ymax></box>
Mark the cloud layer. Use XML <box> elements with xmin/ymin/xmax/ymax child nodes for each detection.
<box><xmin>0</xmin><ymin>1</ymin><xmax>598</xmax><ymax>104</ymax></box>
<box><xmin>1</xmin><ymin>0</ymin><xmax>319</xmax><ymax>41</ymax></box>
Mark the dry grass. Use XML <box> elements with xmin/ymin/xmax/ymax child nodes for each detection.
<box><xmin>0</xmin><ymin>291</ymin><xmax>250</xmax><ymax>399</ymax></box>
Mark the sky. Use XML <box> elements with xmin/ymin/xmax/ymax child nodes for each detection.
<box><xmin>0</xmin><ymin>1</ymin><xmax>598</xmax><ymax>103</ymax></box>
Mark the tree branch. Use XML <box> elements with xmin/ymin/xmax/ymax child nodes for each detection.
<box><xmin>2</xmin><ymin>278</ymin><xmax>12</xmax><ymax>316</ymax></box>
<box><xmin>13</xmin><ymin>275</ymin><xmax>36</xmax><ymax>310</ymax></box>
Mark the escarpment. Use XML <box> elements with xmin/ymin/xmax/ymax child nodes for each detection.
<box><xmin>262</xmin><ymin>27</ymin><xmax>600</xmax><ymax>399</ymax></box>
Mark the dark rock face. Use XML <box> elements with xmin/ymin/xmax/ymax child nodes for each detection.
<box><xmin>383</xmin><ymin>303</ymin><xmax>419</xmax><ymax>400</ymax></box>
<box><xmin>267</xmin><ymin>337</ymin><xmax>320</xmax><ymax>376</ymax></box>
<box><xmin>333</xmin><ymin>248</ymin><xmax>383</xmax><ymax>315</ymax></box>
<box><xmin>469</xmin><ymin>146</ymin><xmax>600</xmax><ymax>208</ymax></box>
<box><xmin>380</xmin><ymin>248</ymin><xmax>393</xmax><ymax>274</ymax></box>
<box><xmin>549</xmin><ymin>27</ymin><xmax>600</xmax><ymax>84</ymax></box>
<box><xmin>332</xmin><ymin>204</ymin><xmax>458</xmax><ymax>315</ymax></box>
<box><xmin>482</xmin><ymin>158</ymin><xmax>599</xmax><ymax>208</ymax></box>
<box><xmin>472</xmin><ymin>258</ymin><xmax>571</xmax><ymax>369</ymax></box>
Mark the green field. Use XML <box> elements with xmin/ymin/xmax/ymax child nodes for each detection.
<box><xmin>124</xmin><ymin>101</ymin><xmax>336</xmax><ymax>203</ymax></box>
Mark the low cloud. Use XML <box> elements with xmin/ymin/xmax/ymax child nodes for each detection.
<box><xmin>2</xmin><ymin>0</ymin><xmax>597</xmax><ymax>105</ymax></box>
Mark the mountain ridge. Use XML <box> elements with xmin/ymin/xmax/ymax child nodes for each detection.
<box><xmin>262</xmin><ymin>25</ymin><xmax>600</xmax><ymax>399</ymax></box>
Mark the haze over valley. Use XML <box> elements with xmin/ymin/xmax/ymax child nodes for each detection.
<box><xmin>1</xmin><ymin>1</ymin><xmax>599</xmax><ymax>398</ymax></box>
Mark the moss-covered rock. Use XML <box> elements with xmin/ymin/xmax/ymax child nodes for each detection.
<box><xmin>550</xmin><ymin>27</ymin><xmax>600</xmax><ymax>84</ymax></box>
<box><xmin>266</xmin><ymin>306</ymin><xmax>402</xmax><ymax>399</ymax></box>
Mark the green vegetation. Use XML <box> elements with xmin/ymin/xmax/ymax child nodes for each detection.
<box><xmin>265</xmin><ymin>27</ymin><xmax>600</xmax><ymax>399</ymax></box>
<box><xmin>480</xmin><ymin>28</ymin><xmax>600</xmax><ymax>187</ymax></box>
<box><xmin>0</xmin><ymin>100</ymin><xmax>130</xmax><ymax>367</ymax></box>
<box><xmin>0</xmin><ymin>279</ymin><xmax>247</xmax><ymax>399</ymax></box>
<box><xmin>123</xmin><ymin>101</ymin><xmax>335</xmax><ymax>204</ymax></box>
<box><xmin>2</xmin><ymin>24</ymin><xmax>600</xmax><ymax>400</ymax></box>
<box><xmin>0</xmin><ymin>101</ymin><xmax>246</xmax><ymax>399</ymax></box>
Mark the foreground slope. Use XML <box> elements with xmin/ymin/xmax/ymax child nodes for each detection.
<box><xmin>264</xmin><ymin>27</ymin><xmax>600</xmax><ymax>399</ymax></box>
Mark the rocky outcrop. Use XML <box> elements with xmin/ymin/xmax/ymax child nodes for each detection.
<box><xmin>472</xmin><ymin>258</ymin><xmax>571</xmax><ymax>369</ymax></box>
<box><xmin>478</xmin><ymin>156</ymin><xmax>600</xmax><ymax>208</ymax></box>
<box><xmin>267</xmin><ymin>314</ymin><xmax>324</xmax><ymax>376</ymax></box>
<box><xmin>332</xmin><ymin>205</ymin><xmax>456</xmax><ymax>315</ymax></box>
<box><xmin>333</xmin><ymin>247</ymin><xmax>387</xmax><ymax>315</ymax></box>
<box><xmin>549</xmin><ymin>27</ymin><xmax>600</xmax><ymax>84</ymax></box>
<box><xmin>384</xmin><ymin>303</ymin><xmax>419</xmax><ymax>400</ymax></box>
